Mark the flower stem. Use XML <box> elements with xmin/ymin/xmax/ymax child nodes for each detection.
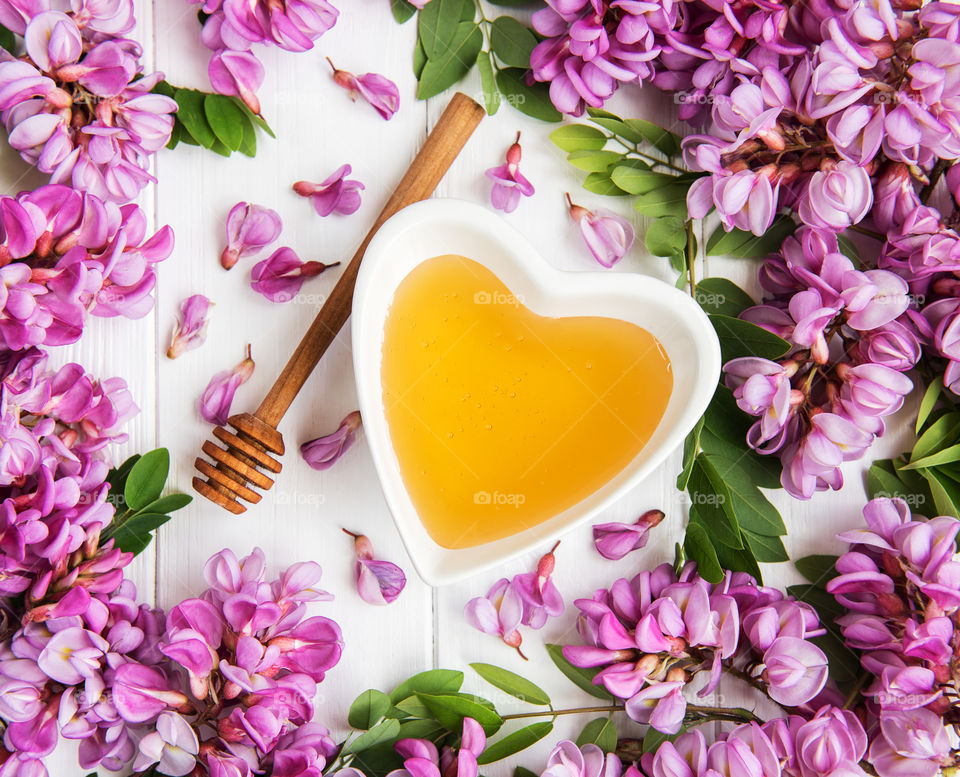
<box><xmin>685</xmin><ymin>219</ymin><xmax>697</xmax><ymax>295</ymax></box>
<box><xmin>500</xmin><ymin>704</ymin><xmax>621</xmax><ymax>721</ymax></box>
<box><xmin>685</xmin><ymin>704</ymin><xmax>764</xmax><ymax>724</ymax></box>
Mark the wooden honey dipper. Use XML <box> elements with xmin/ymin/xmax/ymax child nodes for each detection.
<box><xmin>194</xmin><ymin>92</ymin><xmax>485</xmax><ymax>514</ymax></box>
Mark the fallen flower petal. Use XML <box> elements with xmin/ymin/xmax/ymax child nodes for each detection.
<box><xmin>513</xmin><ymin>540</ymin><xmax>564</xmax><ymax>628</ymax></box>
<box><xmin>464</xmin><ymin>577</ymin><xmax>527</xmax><ymax>659</ymax></box>
<box><xmin>199</xmin><ymin>344</ymin><xmax>255</xmax><ymax>425</ymax></box>
<box><xmin>593</xmin><ymin>509</ymin><xmax>665</xmax><ymax>560</ymax></box>
<box><xmin>566</xmin><ymin>193</ymin><xmax>635</xmax><ymax>268</ymax></box>
<box><xmin>167</xmin><ymin>294</ymin><xmax>213</xmax><ymax>359</ymax></box>
<box><xmin>485</xmin><ymin>132</ymin><xmax>535</xmax><ymax>214</ymax></box>
<box><xmin>221</xmin><ymin>201</ymin><xmax>282</xmax><ymax>270</ymax></box>
<box><xmin>300</xmin><ymin>410</ymin><xmax>362</xmax><ymax>470</ymax></box>
<box><xmin>328</xmin><ymin>58</ymin><xmax>400</xmax><ymax>120</ymax></box>
<box><xmin>293</xmin><ymin>165</ymin><xmax>365</xmax><ymax>217</ymax></box>
<box><xmin>344</xmin><ymin>529</ymin><xmax>407</xmax><ymax>605</ymax></box>
<box><xmin>250</xmin><ymin>247</ymin><xmax>339</xmax><ymax>303</ymax></box>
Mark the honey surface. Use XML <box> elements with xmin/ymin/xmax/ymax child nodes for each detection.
<box><xmin>381</xmin><ymin>255</ymin><xmax>673</xmax><ymax>549</ymax></box>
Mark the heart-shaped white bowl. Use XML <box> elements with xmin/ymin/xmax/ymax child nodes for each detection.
<box><xmin>352</xmin><ymin>199</ymin><xmax>720</xmax><ymax>586</ymax></box>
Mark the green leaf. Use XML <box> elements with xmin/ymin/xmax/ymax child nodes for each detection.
<box><xmin>397</xmin><ymin>719</ymin><xmax>446</xmax><ymax>740</ymax></box>
<box><xmin>867</xmin><ymin>459</ymin><xmax>907</xmax><ymax>500</ymax></box>
<box><xmin>702</xmin><ymin>385</ymin><xmax>751</xmax><ymax>448</ymax></box>
<box><xmin>921</xmin><ymin>468</ymin><xmax>960</xmax><ymax>519</ymax></box>
<box><xmin>344</xmin><ymin>719</ymin><xmax>402</xmax><ymax>754</ymax></box>
<box><xmin>642</xmin><ymin>726</ymin><xmax>681</xmax><ymax>754</ymax></box>
<box><xmin>495</xmin><ymin>68</ymin><xmax>561</xmax><ymax>122</ymax></box>
<box><xmin>204</xmin><ymin>94</ymin><xmax>246</xmax><ymax>151</ymax></box>
<box><xmin>706</xmin><ymin>216</ymin><xmax>796</xmax><ymax>258</ymax></box>
<box><xmin>349</xmin><ymin>689</ymin><xmax>393</xmax><ymax>729</ymax></box>
<box><xmin>576</xmin><ymin>718</ymin><xmax>617</xmax><ymax>753</ymax></box>
<box><xmin>645</xmin><ymin>217</ymin><xmax>686</xmax><ymax>258</ymax></box>
<box><xmin>551</xmin><ymin>124</ymin><xmax>607</xmax><ymax>152</ymax></box>
<box><xmin>476</xmin><ymin>50</ymin><xmax>500</xmax><ymax>115</ymax></box>
<box><xmin>582</xmin><ymin>172</ymin><xmax>629</xmax><ymax>196</ymax></box>
<box><xmin>689</xmin><ymin>456</ymin><xmax>741</xmax><ymax>549</ymax></box>
<box><xmin>515</xmin><ymin>768</ymin><xmax>540</xmax><ymax>777</ymax></box>
<box><xmin>567</xmin><ymin>149</ymin><xmax>624</xmax><ymax>173</ymax></box>
<box><xmin>676</xmin><ymin>416</ymin><xmax>704</xmax><ymax>491</ymax></box>
<box><xmin>395</xmin><ymin>696</ymin><xmax>433</xmax><ymax>718</ymax></box>
<box><xmin>414</xmin><ymin>38</ymin><xmax>427</xmax><ymax>79</ymax></box>
<box><xmin>787</xmin><ymin>584</ymin><xmax>844</xmax><ymax>625</ymax></box>
<box><xmin>470</xmin><ymin>663</ymin><xmax>550</xmax><ymax>705</ymax></box>
<box><xmin>588</xmin><ymin>116</ymin><xmax>644</xmax><ymax>144</ymax></box>
<box><xmin>137</xmin><ymin>493</ymin><xmax>192</xmax><ymax>516</ymax></box>
<box><xmin>699</xmin><ymin>432</ymin><xmax>782</xmax><ymax>490</ymax></box>
<box><xmin>124</xmin><ymin>449</ymin><xmax>170</xmax><ymax>512</ymax></box>
<box><xmin>106</xmin><ymin>454</ymin><xmax>140</xmax><ymax>496</ymax></box>
<box><xmin>743</xmin><ymin>530</ymin><xmax>788</xmax><ymax>562</ymax></box>
<box><xmin>237</xmin><ymin>110</ymin><xmax>257</xmax><ymax>157</ymax></box>
<box><xmin>418</xmin><ymin>0</ymin><xmax>473</xmax><ymax>58</ymax></box>
<box><xmin>418</xmin><ymin>22</ymin><xmax>483</xmax><ymax>99</ymax></box>
<box><xmin>795</xmin><ymin>555</ymin><xmax>838</xmax><ymax>586</ymax></box>
<box><xmin>709</xmin><ymin>313</ymin><xmax>791</xmax><ymax>363</ymax></box>
<box><xmin>904</xmin><ymin>443</ymin><xmax>960</xmax><ymax>470</ymax></box>
<box><xmin>609</xmin><ymin>166</ymin><xmax>674</xmax><ymax>195</ymax></box>
<box><xmin>714</xmin><ymin>534</ymin><xmax>762</xmax><ymax>582</ymax></box>
<box><xmin>911</xmin><ymin>412</ymin><xmax>960</xmax><ymax>463</ymax></box>
<box><xmin>390</xmin><ymin>669</ymin><xmax>464</xmax><ymax>703</ymax></box>
<box><xmin>174</xmin><ymin>90</ymin><xmax>217</xmax><ymax>149</ymax></box>
<box><xmin>683</xmin><ymin>522</ymin><xmax>723</xmax><ymax>583</ymax></box>
<box><xmin>624</xmin><ymin>118</ymin><xmax>682</xmax><ymax>156</ymax></box>
<box><xmin>810</xmin><ymin>631</ymin><xmax>861</xmax><ymax>694</ymax></box>
<box><xmin>709</xmin><ymin>457</ymin><xmax>786</xmax><ymax>536</ymax></box>
<box><xmin>633</xmin><ymin>182</ymin><xmax>690</xmax><ymax>219</ymax></box>
<box><xmin>695</xmin><ymin>278</ymin><xmax>755</xmax><ymax>317</ymax></box>
<box><xmin>545</xmin><ymin>644</ymin><xmax>614</xmax><ymax>701</ymax></box>
<box><xmin>490</xmin><ymin>16</ymin><xmax>537</xmax><ymax>68</ymax></box>
<box><xmin>917</xmin><ymin>378</ymin><xmax>943</xmax><ymax>435</ymax></box>
<box><xmin>110</xmin><ymin>513</ymin><xmax>171</xmax><ymax>555</ymax></box>
<box><xmin>416</xmin><ymin>693</ymin><xmax>503</xmax><ymax>736</ymax></box>
<box><xmin>477</xmin><ymin>722</ymin><xmax>553</xmax><ymax>764</ymax></box>
<box><xmin>392</xmin><ymin>0</ymin><xmax>418</xmax><ymax>22</ymax></box>
<box><xmin>0</xmin><ymin>25</ymin><xmax>15</xmax><ymax>54</ymax></box>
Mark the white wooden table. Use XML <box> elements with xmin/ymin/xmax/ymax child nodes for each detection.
<box><xmin>2</xmin><ymin>1</ymin><xmax>917</xmax><ymax>772</ymax></box>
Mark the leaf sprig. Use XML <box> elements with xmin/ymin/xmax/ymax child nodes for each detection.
<box><xmin>100</xmin><ymin>448</ymin><xmax>192</xmax><ymax>555</ymax></box>
<box><xmin>154</xmin><ymin>81</ymin><xmax>275</xmax><ymax>158</ymax></box>
<box><xmin>395</xmin><ymin>0</ymin><xmax>559</xmax><ymax>120</ymax></box>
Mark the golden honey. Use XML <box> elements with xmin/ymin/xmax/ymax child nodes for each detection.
<box><xmin>381</xmin><ymin>255</ymin><xmax>673</xmax><ymax>549</ymax></box>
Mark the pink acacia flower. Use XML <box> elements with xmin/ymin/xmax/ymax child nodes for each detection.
<box><xmin>132</xmin><ymin>711</ymin><xmax>199</xmax><ymax>776</ymax></box>
<box><xmin>199</xmin><ymin>344</ymin><xmax>255</xmax><ymax>425</ymax></box>
<box><xmin>328</xmin><ymin>58</ymin><xmax>399</xmax><ymax>120</ymax></box>
<box><xmin>221</xmin><ymin>202</ymin><xmax>283</xmax><ymax>270</ymax></box>
<box><xmin>593</xmin><ymin>509</ymin><xmax>665</xmax><ymax>560</ymax></box>
<box><xmin>167</xmin><ymin>294</ymin><xmax>212</xmax><ymax>359</ymax></box>
<box><xmin>565</xmin><ymin>194</ymin><xmax>635</xmax><ymax>268</ymax></box>
<box><xmin>208</xmin><ymin>49</ymin><xmax>265</xmax><ymax>116</ymax></box>
<box><xmin>486</xmin><ymin>133</ymin><xmax>535</xmax><ymax>213</ymax></box>
<box><xmin>293</xmin><ymin>165</ymin><xmax>365</xmax><ymax>217</ymax></box>
<box><xmin>343</xmin><ymin>529</ymin><xmax>406</xmax><ymax>606</ymax></box>
<box><xmin>300</xmin><ymin>410</ymin><xmax>361</xmax><ymax>470</ymax></box>
<box><xmin>464</xmin><ymin>578</ymin><xmax>526</xmax><ymax>658</ymax></box>
<box><xmin>250</xmin><ymin>247</ymin><xmax>339</xmax><ymax>303</ymax></box>
<box><xmin>513</xmin><ymin>541</ymin><xmax>564</xmax><ymax>628</ymax></box>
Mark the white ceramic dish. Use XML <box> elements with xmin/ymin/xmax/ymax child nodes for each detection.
<box><xmin>352</xmin><ymin>199</ymin><xmax>721</xmax><ymax>586</ymax></box>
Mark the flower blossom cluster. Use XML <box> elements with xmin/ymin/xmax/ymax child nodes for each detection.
<box><xmin>563</xmin><ymin>561</ymin><xmax>829</xmax><ymax>734</ymax></box>
<box><xmin>0</xmin><ymin>0</ymin><xmax>176</xmax><ymax>202</ymax></box>
<box><xmin>529</xmin><ymin>0</ymin><xmax>960</xmax><ymax>240</ymax></box>
<box><xmin>190</xmin><ymin>0</ymin><xmax>339</xmax><ymax>115</ymax></box>
<box><xmin>0</xmin><ymin>542</ymin><xmax>344</xmax><ymax>777</ymax></box>
<box><xmin>724</xmin><ymin>226</ymin><xmax>917</xmax><ymax>499</ymax></box>
<box><xmin>827</xmin><ymin>497</ymin><xmax>960</xmax><ymax>777</ymax></box>
<box><xmin>0</xmin><ymin>183</ymin><xmax>173</xmax><ymax>352</ymax></box>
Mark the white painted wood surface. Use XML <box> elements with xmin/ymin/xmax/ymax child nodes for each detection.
<box><xmin>1</xmin><ymin>1</ymin><xmax>920</xmax><ymax>773</ymax></box>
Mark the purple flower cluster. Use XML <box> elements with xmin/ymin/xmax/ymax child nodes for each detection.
<box><xmin>465</xmin><ymin>542</ymin><xmax>565</xmax><ymax>659</ymax></box>
<box><xmin>0</xmin><ymin>542</ymin><xmax>344</xmax><ymax>777</ymax></box>
<box><xmin>0</xmin><ymin>183</ymin><xmax>173</xmax><ymax>352</ymax></box>
<box><xmin>0</xmin><ymin>1</ymin><xmax>176</xmax><ymax>202</ymax></box>
<box><xmin>563</xmin><ymin>561</ymin><xmax>828</xmax><ymax>733</ymax></box>
<box><xmin>530</xmin><ymin>0</ymin><xmax>960</xmax><ymax>240</ymax></box>
<box><xmin>191</xmin><ymin>0</ymin><xmax>339</xmax><ymax>115</ymax></box>
<box><xmin>827</xmin><ymin>497</ymin><xmax>960</xmax><ymax>777</ymax></box>
<box><xmin>725</xmin><ymin>226</ymin><xmax>917</xmax><ymax>499</ymax></box>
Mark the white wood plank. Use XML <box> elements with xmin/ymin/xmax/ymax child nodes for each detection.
<box><xmin>151</xmin><ymin>0</ymin><xmax>433</xmax><ymax>741</ymax></box>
